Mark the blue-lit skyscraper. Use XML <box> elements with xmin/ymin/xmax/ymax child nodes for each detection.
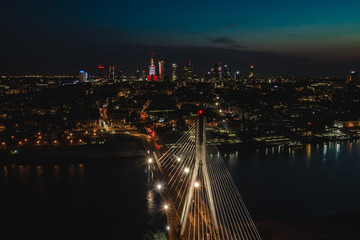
<box><xmin>79</xmin><ymin>70</ymin><xmax>88</xmax><ymax>82</ymax></box>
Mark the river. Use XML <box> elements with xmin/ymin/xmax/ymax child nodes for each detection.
<box><xmin>1</xmin><ymin>140</ymin><xmax>360</xmax><ymax>239</ymax></box>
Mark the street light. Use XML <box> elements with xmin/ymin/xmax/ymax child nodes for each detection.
<box><xmin>184</xmin><ymin>168</ymin><xmax>190</xmax><ymax>173</ymax></box>
<box><xmin>148</xmin><ymin>158</ymin><xmax>153</xmax><ymax>163</ymax></box>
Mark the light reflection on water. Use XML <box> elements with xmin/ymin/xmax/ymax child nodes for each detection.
<box><xmin>1</xmin><ymin>140</ymin><xmax>360</xmax><ymax>236</ymax></box>
<box><xmin>0</xmin><ymin>158</ymin><xmax>153</xmax><ymax>239</ymax></box>
<box><xmin>0</xmin><ymin>163</ymin><xmax>86</xmax><ymax>185</ymax></box>
<box><xmin>146</xmin><ymin>189</ymin><xmax>156</xmax><ymax>215</ymax></box>
<box><xmin>221</xmin><ymin>139</ymin><xmax>360</xmax><ymax>221</ymax></box>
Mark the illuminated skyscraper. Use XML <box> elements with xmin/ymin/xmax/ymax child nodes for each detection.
<box><xmin>149</xmin><ymin>53</ymin><xmax>156</xmax><ymax>77</ymax></box>
<box><xmin>135</xmin><ymin>70</ymin><xmax>140</xmax><ymax>80</ymax></box>
<box><xmin>171</xmin><ymin>63</ymin><xmax>177</xmax><ymax>81</ymax></box>
<box><xmin>249</xmin><ymin>63</ymin><xmax>254</xmax><ymax>79</ymax></box>
<box><xmin>235</xmin><ymin>71</ymin><xmax>241</xmax><ymax>80</ymax></box>
<box><xmin>79</xmin><ymin>70</ymin><xmax>88</xmax><ymax>82</ymax></box>
<box><xmin>98</xmin><ymin>65</ymin><xmax>105</xmax><ymax>79</ymax></box>
<box><xmin>159</xmin><ymin>60</ymin><xmax>165</xmax><ymax>80</ymax></box>
<box><xmin>142</xmin><ymin>70</ymin><xmax>146</xmax><ymax>81</ymax></box>
<box><xmin>184</xmin><ymin>60</ymin><xmax>193</xmax><ymax>79</ymax></box>
<box><xmin>211</xmin><ymin>62</ymin><xmax>222</xmax><ymax>82</ymax></box>
<box><xmin>349</xmin><ymin>70</ymin><xmax>359</xmax><ymax>82</ymax></box>
<box><xmin>109</xmin><ymin>66</ymin><xmax>115</xmax><ymax>81</ymax></box>
<box><xmin>223</xmin><ymin>65</ymin><xmax>231</xmax><ymax>78</ymax></box>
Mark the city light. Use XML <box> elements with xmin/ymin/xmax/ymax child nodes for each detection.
<box><xmin>177</xmin><ymin>157</ymin><xmax>181</xmax><ymax>162</ymax></box>
<box><xmin>148</xmin><ymin>158</ymin><xmax>153</xmax><ymax>163</ymax></box>
<box><xmin>194</xmin><ymin>182</ymin><xmax>200</xmax><ymax>188</ymax></box>
<box><xmin>164</xmin><ymin>204</ymin><xmax>169</xmax><ymax>210</ymax></box>
<box><xmin>184</xmin><ymin>168</ymin><xmax>190</xmax><ymax>173</ymax></box>
<box><xmin>157</xmin><ymin>184</ymin><xmax>162</xmax><ymax>190</ymax></box>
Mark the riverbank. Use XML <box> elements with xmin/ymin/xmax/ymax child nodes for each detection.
<box><xmin>0</xmin><ymin>133</ymin><xmax>146</xmax><ymax>163</ymax></box>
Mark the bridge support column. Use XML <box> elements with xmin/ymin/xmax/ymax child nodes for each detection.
<box><xmin>179</xmin><ymin>114</ymin><xmax>219</xmax><ymax>238</ymax></box>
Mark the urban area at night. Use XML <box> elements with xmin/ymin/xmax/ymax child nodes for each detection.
<box><xmin>1</xmin><ymin>0</ymin><xmax>360</xmax><ymax>240</ymax></box>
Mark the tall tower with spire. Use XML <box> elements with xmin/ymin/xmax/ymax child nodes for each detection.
<box><xmin>149</xmin><ymin>53</ymin><xmax>156</xmax><ymax>77</ymax></box>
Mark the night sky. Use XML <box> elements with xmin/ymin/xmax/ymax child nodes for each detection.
<box><xmin>1</xmin><ymin>0</ymin><xmax>360</xmax><ymax>76</ymax></box>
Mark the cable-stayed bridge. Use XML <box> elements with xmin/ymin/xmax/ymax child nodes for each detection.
<box><xmin>148</xmin><ymin>112</ymin><xmax>262</xmax><ymax>240</ymax></box>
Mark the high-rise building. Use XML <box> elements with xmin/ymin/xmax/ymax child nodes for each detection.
<box><xmin>98</xmin><ymin>65</ymin><xmax>105</xmax><ymax>79</ymax></box>
<box><xmin>249</xmin><ymin>63</ymin><xmax>254</xmax><ymax>79</ymax></box>
<box><xmin>223</xmin><ymin>65</ymin><xmax>231</xmax><ymax>78</ymax></box>
<box><xmin>159</xmin><ymin>60</ymin><xmax>165</xmax><ymax>80</ymax></box>
<box><xmin>171</xmin><ymin>63</ymin><xmax>177</xmax><ymax>81</ymax></box>
<box><xmin>109</xmin><ymin>66</ymin><xmax>115</xmax><ymax>81</ymax></box>
<box><xmin>79</xmin><ymin>70</ymin><xmax>88</xmax><ymax>82</ymax></box>
<box><xmin>135</xmin><ymin>70</ymin><xmax>141</xmax><ymax>80</ymax></box>
<box><xmin>117</xmin><ymin>70</ymin><xmax>122</xmax><ymax>80</ymax></box>
<box><xmin>234</xmin><ymin>71</ymin><xmax>241</xmax><ymax>80</ymax></box>
<box><xmin>211</xmin><ymin>62</ymin><xmax>222</xmax><ymax>82</ymax></box>
<box><xmin>142</xmin><ymin>70</ymin><xmax>146</xmax><ymax>81</ymax></box>
<box><xmin>184</xmin><ymin>60</ymin><xmax>193</xmax><ymax>79</ymax></box>
<box><xmin>149</xmin><ymin>53</ymin><xmax>156</xmax><ymax>78</ymax></box>
<box><xmin>349</xmin><ymin>70</ymin><xmax>359</xmax><ymax>82</ymax></box>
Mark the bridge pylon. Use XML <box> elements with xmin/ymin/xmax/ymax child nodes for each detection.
<box><xmin>179</xmin><ymin>112</ymin><xmax>219</xmax><ymax>238</ymax></box>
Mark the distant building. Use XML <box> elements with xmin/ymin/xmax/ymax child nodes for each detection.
<box><xmin>171</xmin><ymin>63</ymin><xmax>177</xmax><ymax>81</ymax></box>
<box><xmin>349</xmin><ymin>70</ymin><xmax>359</xmax><ymax>83</ymax></box>
<box><xmin>159</xmin><ymin>60</ymin><xmax>165</xmax><ymax>80</ymax></box>
<box><xmin>142</xmin><ymin>70</ymin><xmax>146</xmax><ymax>81</ymax></box>
<box><xmin>135</xmin><ymin>70</ymin><xmax>141</xmax><ymax>80</ymax></box>
<box><xmin>109</xmin><ymin>66</ymin><xmax>115</xmax><ymax>81</ymax></box>
<box><xmin>249</xmin><ymin>63</ymin><xmax>254</xmax><ymax>79</ymax></box>
<box><xmin>334</xmin><ymin>120</ymin><xmax>360</xmax><ymax>128</ymax></box>
<box><xmin>98</xmin><ymin>65</ymin><xmax>105</xmax><ymax>79</ymax></box>
<box><xmin>234</xmin><ymin>70</ymin><xmax>241</xmax><ymax>80</ymax></box>
<box><xmin>211</xmin><ymin>62</ymin><xmax>222</xmax><ymax>82</ymax></box>
<box><xmin>184</xmin><ymin>60</ymin><xmax>193</xmax><ymax>79</ymax></box>
<box><xmin>78</xmin><ymin>70</ymin><xmax>88</xmax><ymax>82</ymax></box>
<box><xmin>223</xmin><ymin>65</ymin><xmax>231</xmax><ymax>78</ymax></box>
<box><xmin>117</xmin><ymin>70</ymin><xmax>122</xmax><ymax>80</ymax></box>
<box><xmin>147</xmin><ymin>53</ymin><xmax>158</xmax><ymax>81</ymax></box>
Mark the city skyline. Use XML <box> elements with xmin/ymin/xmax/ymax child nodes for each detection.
<box><xmin>1</xmin><ymin>0</ymin><xmax>360</xmax><ymax>76</ymax></box>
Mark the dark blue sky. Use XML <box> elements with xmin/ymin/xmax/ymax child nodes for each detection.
<box><xmin>1</xmin><ymin>0</ymin><xmax>360</xmax><ymax>76</ymax></box>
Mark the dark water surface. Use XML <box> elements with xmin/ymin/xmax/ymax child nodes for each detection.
<box><xmin>225</xmin><ymin>140</ymin><xmax>360</xmax><ymax>222</ymax></box>
<box><xmin>1</xmin><ymin>140</ymin><xmax>360</xmax><ymax>239</ymax></box>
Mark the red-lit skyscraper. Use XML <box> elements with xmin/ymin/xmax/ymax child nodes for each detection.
<box><xmin>98</xmin><ymin>65</ymin><xmax>105</xmax><ymax>79</ymax></box>
<box><xmin>142</xmin><ymin>70</ymin><xmax>146</xmax><ymax>81</ymax></box>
